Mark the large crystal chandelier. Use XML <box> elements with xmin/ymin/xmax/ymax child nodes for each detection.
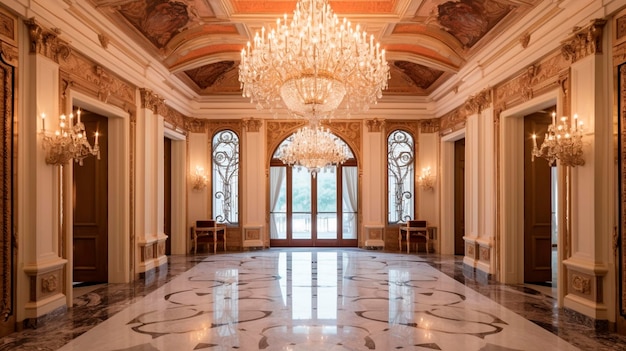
<box><xmin>279</xmin><ymin>123</ymin><xmax>349</xmax><ymax>175</ymax></box>
<box><xmin>40</xmin><ymin>109</ymin><xmax>100</xmax><ymax>166</ymax></box>
<box><xmin>238</xmin><ymin>0</ymin><xmax>390</xmax><ymax>118</ymax></box>
<box><xmin>532</xmin><ymin>112</ymin><xmax>585</xmax><ymax>167</ymax></box>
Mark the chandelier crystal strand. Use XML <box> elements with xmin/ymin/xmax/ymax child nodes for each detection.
<box><xmin>279</xmin><ymin>123</ymin><xmax>349</xmax><ymax>176</ymax></box>
<box><xmin>239</xmin><ymin>0</ymin><xmax>390</xmax><ymax>118</ymax></box>
<box><xmin>40</xmin><ymin>109</ymin><xmax>100</xmax><ymax>166</ymax></box>
<box><xmin>532</xmin><ymin>112</ymin><xmax>585</xmax><ymax>167</ymax></box>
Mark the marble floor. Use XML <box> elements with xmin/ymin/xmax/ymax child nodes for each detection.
<box><xmin>2</xmin><ymin>249</ymin><xmax>626</xmax><ymax>350</ymax></box>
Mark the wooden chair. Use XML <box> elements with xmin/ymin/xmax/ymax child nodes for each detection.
<box><xmin>399</xmin><ymin>220</ymin><xmax>429</xmax><ymax>253</ymax></box>
<box><xmin>192</xmin><ymin>220</ymin><xmax>226</xmax><ymax>254</ymax></box>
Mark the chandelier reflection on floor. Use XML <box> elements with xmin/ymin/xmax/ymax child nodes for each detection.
<box><xmin>238</xmin><ymin>0</ymin><xmax>390</xmax><ymax>118</ymax></box>
<box><xmin>279</xmin><ymin>122</ymin><xmax>349</xmax><ymax>176</ymax></box>
<box><xmin>40</xmin><ymin>109</ymin><xmax>100</xmax><ymax>166</ymax></box>
<box><xmin>532</xmin><ymin>112</ymin><xmax>584</xmax><ymax>167</ymax></box>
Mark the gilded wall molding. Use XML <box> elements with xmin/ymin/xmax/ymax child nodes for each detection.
<box><xmin>561</xmin><ymin>19</ymin><xmax>606</xmax><ymax>63</ymax></box>
<box><xmin>139</xmin><ymin>88</ymin><xmax>160</xmax><ymax>113</ymax></box>
<box><xmin>184</xmin><ymin>117</ymin><xmax>209</xmax><ymax>133</ymax></box>
<box><xmin>420</xmin><ymin>119</ymin><xmax>440</xmax><ymax>134</ymax></box>
<box><xmin>266</xmin><ymin>120</ymin><xmax>308</xmax><ymax>162</ymax></box>
<box><xmin>365</xmin><ymin>118</ymin><xmax>385</xmax><ymax>132</ymax></box>
<box><xmin>384</xmin><ymin>120</ymin><xmax>420</xmax><ymax>139</ymax></box>
<box><xmin>206</xmin><ymin>120</ymin><xmax>243</xmax><ymax>139</ymax></box>
<box><xmin>439</xmin><ymin>107</ymin><xmax>465</xmax><ymax>135</ymax></box>
<box><xmin>59</xmin><ymin>49</ymin><xmax>135</xmax><ymax>111</ymax></box>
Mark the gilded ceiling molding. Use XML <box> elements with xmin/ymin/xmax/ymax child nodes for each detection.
<box><xmin>242</xmin><ymin>118</ymin><xmax>262</xmax><ymax>132</ymax></box>
<box><xmin>561</xmin><ymin>19</ymin><xmax>607</xmax><ymax>63</ymax></box>
<box><xmin>24</xmin><ymin>19</ymin><xmax>71</xmax><ymax>63</ymax></box>
<box><xmin>419</xmin><ymin>119</ymin><xmax>440</xmax><ymax>134</ymax></box>
<box><xmin>365</xmin><ymin>118</ymin><xmax>385</xmax><ymax>132</ymax></box>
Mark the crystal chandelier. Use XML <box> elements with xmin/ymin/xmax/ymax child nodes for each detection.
<box><xmin>279</xmin><ymin>123</ymin><xmax>349</xmax><ymax>175</ymax></box>
<box><xmin>532</xmin><ymin>112</ymin><xmax>584</xmax><ymax>167</ymax></box>
<box><xmin>238</xmin><ymin>0</ymin><xmax>390</xmax><ymax>118</ymax></box>
<box><xmin>40</xmin><ymin>109</ymin><xmax>100</xmax><ymax>166</ymax></box>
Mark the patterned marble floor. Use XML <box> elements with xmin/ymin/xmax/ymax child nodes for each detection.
<box><xmin>2</xmin><ymin>249</ymin><xmax>626</xmax><ymax>350</ymax></box>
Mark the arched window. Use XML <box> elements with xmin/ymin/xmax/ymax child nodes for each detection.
<box><xmin>212</xmin><ymin>130</ymin><xmax>239</xmax><ymax>224</ymax></box>
<box><xmin>387</xmin><ymin>129</ymin><xmax>414</xmax><ymax>223</ymax></box>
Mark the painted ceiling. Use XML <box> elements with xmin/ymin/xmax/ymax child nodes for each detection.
<box><xmin>89</xmin><ymin>0</ymin><xmax>541</xmax><ymax>97</ymax></box>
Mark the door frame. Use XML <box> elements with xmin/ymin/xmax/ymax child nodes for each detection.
<box><xmin>499</xmin><ymin>89</ymin><xmax>565</xmax><ymax>306</ymax></box>
<box><xmin>64</xmin><ymin>90</ymin><xmax>131</xmax><ymax>304</ymax></box>
<box><xmin>441</xmin><ymin>128</ymin><xmax>465</xmax><ymax>255</ymax></box>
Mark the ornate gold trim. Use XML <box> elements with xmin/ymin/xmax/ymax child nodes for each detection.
<box><xmin>561</xmin><ymin>19</ymin><xmax>607</xmax><ymax>63</ymax></box>
<box><xmin>24</xmin><ymin>18</ymin><xmax>71</xmax><ymax>63</ymax></box>
<box><xmin>242</xmin><ymin>118</ymin><xmax>262</xmax><ymax>132</ymax></box>
<box><xmin>365</xmin><ymin>118</ymin><xmax>385</xmax><ymax>132</ymax></box>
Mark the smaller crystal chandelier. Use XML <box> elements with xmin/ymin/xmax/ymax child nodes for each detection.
<box><xmin>40</xmin><ymin>109</ymin><xmax>100</xmax><ymax>166</ymax></box>
<box><xmin>192</xmin><ymin>165</ymin><xmax>208</xmax><ymax>191</ymax></box>
<box><xmin>418</xmin><ymin>166</ymin><xmax>435</xmax><ymax>191</ymax></box>
<box><xmin>532</xmin><ymin>112</ymin><xmax>585</xmax><ymax>167</ymax></box>
<box><xmin>279</xmin><ymin>122</ymin><xmax>349</xmax><ymax>176</ymax></box>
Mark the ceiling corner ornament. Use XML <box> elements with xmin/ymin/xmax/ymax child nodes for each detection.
<box><xmin>561</xmin><ymin>19</ymin><xmax>607</xmax><ymax>63</ymax></box>
<box><xmin>238</xmin><ymin>0</ymin><xmax>390</xmax><ymax>119</ymax></box>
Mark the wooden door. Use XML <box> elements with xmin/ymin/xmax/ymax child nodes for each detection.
<box><xmin>73</xmin><ymin>111</ymin><xmax>108</xmax><ymax>283</ymax></box>
<box><xmin>524</xmin><ymin>112</ymin><xmax>553</xmax><ymax>283</ymax></box>
<box><xmin>164</xmin><ymin>137</ymin><xmax>171</xmax><ymax>255</ymax></box>
<box><xmin>454</xmin><ymin>138</ymin><xmax>465</xmax><ymax>255</ymax></box>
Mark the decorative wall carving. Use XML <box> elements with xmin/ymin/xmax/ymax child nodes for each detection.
<box><xmin>24</xmin><ymin>19</ymin><xmax>71</xmax><ymax>63</ymax></box>
<box><xmin>184</xmin><ymin>117</ymin><xmax>208</xmax><ymax>134</ymax></box>
<box><xmin>572</xmin><ymin>274</ymin><xmax>591</xmax><ymax>295</ymax></box>
<box><xmin>479</xmin><ymin>246</ymin><xmax>490</xmax><ymax>261</ymax></box>
<box><xmin>561</xmin><ymin>19</ymin><xmax>607</xmax><ymax>63</ymax></box>
<box><xmin>365</xmin><ymin>118</ymin><xmax>385</xmax><ymax>133</ymax></box>
<box><xmin>41</xmin><ymin>274</ymin><xmax>58</xmax><ymax>293</ymax></box>
<box><xmin>464</xmin><ymin>88</ymin><xmax>493</xmax><ymax>115</ymax></box>
<box><xmin>519</xmin><ymin>32</ymin><xmax>530</xmax><ymax>48</ymax></box>
<box><xmin>385</xmin><ymin>120</ymin><xmax>420</xmax><ymax>140</ymax></box>
<box><xmin>420</xmin><ymin>119</ymin><xmax>440</xmax><ymax>134</ymax></box>
<box><xmin>242</xmin><ymin>118</ymin><xmax>262</xmax><ymax>132</ymax></box>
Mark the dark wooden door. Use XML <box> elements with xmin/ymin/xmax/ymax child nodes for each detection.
<box><xmin>164</xmin><ymin>137</ymin><xmax>171</xmax><ymax>255</ymax></box>
<box><xmin>73</xmin><ymin>111</ymin><xmax>108</xmax><ymax>283</ymax></box>
<box><xmin>454</xmin><ymin>138</ymin><xmax>465</xmax><ymax>255</ymax></box>
<box><xmin>524</xmin><ymin>111</ymin><xmax>553</xmax><ymax>283</ymax></box>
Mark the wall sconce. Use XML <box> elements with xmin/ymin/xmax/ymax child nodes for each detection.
<box><xmin>532</xmin><ymin>112</ymin><xmax>584</xmax><ymax>167</ymax></box>
<box><xmin>418</xmin><ymin>166</ymin><xmax>435</xmax><ymax>191</ymax></box>
<box><xmin>40</xmin><ymin>109</ymin><xmax>100</xmax><ymax>166</ymax></box>
<box><xmin>192</xmin><ymin>166</ymin><xmax>208</xmax><ymax>191</ymax></box>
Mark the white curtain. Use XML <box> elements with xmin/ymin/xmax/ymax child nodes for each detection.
<box><xmin>270</xmin><ymin>167</ymin><xmax>286</xmax><ymax>239</ymax></box>
<box><xmin>342</xmin><ymin>167</ymin><xmax>358</xmax><ymax>238</ymax></box>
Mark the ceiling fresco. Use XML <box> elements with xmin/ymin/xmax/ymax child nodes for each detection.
<box><xmin>90</xmin><ymin>0</ymin><xmax>540</xmax><ymax>96</ymax></box>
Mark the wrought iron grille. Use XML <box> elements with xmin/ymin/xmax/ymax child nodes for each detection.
<box><xmin>387</xmin><ymin>130</ymin><xmax>414</xmax><ymax>223</ymax></box>
<box><xmin>212</xmin><ymin>130</ymin><xmax>239</xmax><ymax>224</ymax></box>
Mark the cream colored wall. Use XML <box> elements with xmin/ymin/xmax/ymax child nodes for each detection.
<box><xmin>242</xmin><ymin>125</ymin><xmax>267</xmax><ymax>245</ymax></box>
<box><xmin>361</xmin><ymin>123</ymin><xmax>385</xmax><ymax>246</ymax></box>
<box><xmin>187</xmin><ymin>132</ymin><xmax>210</xmax><ymax>239</ymax></box>
<box><xmin>417</xmin><ymin>132</ymin><xmax>439</xmax><ymax>238</ymax></box>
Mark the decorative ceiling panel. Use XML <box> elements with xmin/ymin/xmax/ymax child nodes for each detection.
<box><xmin>89</xmin><ymin>0</ymin><xmax>541</xmax><ymax>97</ymax></box>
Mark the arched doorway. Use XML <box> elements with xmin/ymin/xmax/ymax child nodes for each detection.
<box><xmin>269</xmin><ymin>136</ymin><xmax>358</xmax><ymax>247</ymax></box>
